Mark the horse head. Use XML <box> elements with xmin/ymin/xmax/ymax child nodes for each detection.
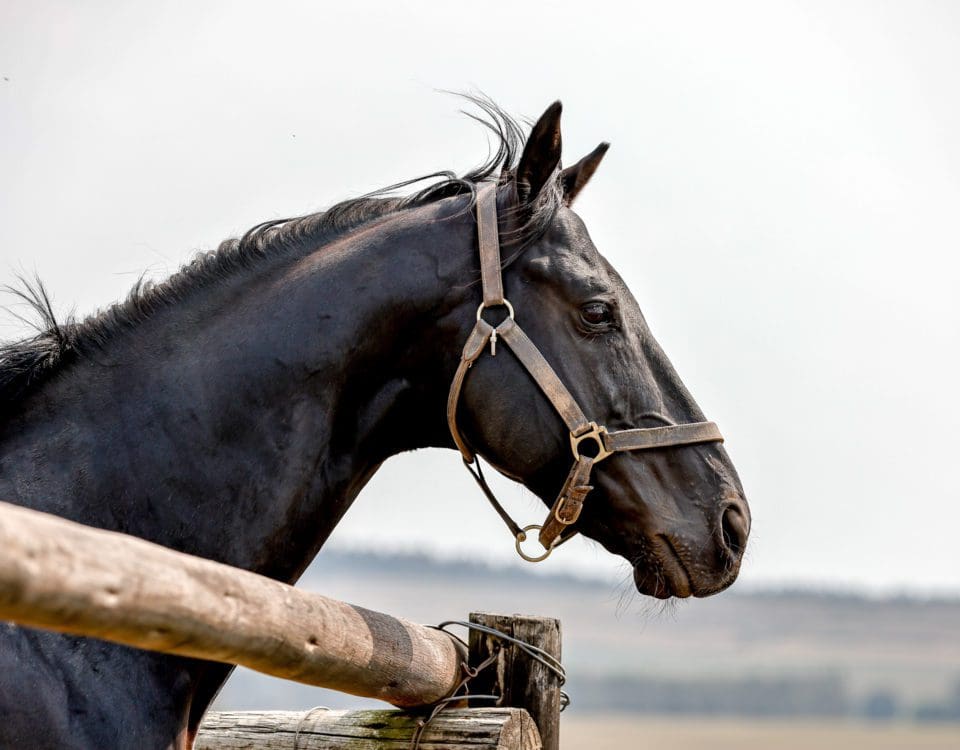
<box><xmin>451</xmin><ymin>102</ymin><xmax>751</xmax><ymax>599</ymax></box>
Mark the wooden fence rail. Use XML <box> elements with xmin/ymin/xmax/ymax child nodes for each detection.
<box><xmin>0</xmin><ymin>500</ymin><xmax>464</xmax><ymax>707</ymax></box>
<box><xmin>0</xmin><ymin>501</ymin><xmax>564</xmax><ymax>749</ymax></box>
<box><xmin>195</xmin><ymin>708</ymin><xmax>541</xmax><ymax>750</ymax></box>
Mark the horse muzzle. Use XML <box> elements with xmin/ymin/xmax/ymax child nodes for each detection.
<box><xmin>630</xmin><ymin>491</ymin><xmax>751</xmax><ymax>599</ymax></box>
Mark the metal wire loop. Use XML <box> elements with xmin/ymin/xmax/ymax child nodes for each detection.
<box><xmin>434</xmin><ymin>620</ymin><xmax>569</xmax><ymax>711</ymax></box>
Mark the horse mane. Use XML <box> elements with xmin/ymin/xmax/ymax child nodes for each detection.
<box><xmin>0</xmin><ymin>96</ymin><xmax>563</xmax><ymax>412</ymax></box>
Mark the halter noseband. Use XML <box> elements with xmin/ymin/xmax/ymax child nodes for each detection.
<box><xmin>447</xmin><ymin>184</ymin><xmax>724</xmax><ymax>562</ymax></box>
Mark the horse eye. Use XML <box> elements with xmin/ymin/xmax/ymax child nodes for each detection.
<box><xmin>580</xmin><ymin>301</ymin><xmax>613</xmax><ymax>327</ymax></box>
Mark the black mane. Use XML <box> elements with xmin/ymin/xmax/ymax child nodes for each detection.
<box><xmin>0</xmin><ymin>97</ymin><xmax>563</xmax><ymax>412</ymax></box>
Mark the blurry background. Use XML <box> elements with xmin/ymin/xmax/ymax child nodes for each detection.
<box><xmin>1</xmin><ymin>1</ymin><xmax>958</xmax><ymax>746</ymax></box>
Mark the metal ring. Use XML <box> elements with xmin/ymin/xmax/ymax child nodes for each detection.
<box><xmin>570</xmin><ymin>422</ymin><xmax>614</xmax><ymax>463</ymax></box>
<box><xmin>476</xmin><ymin>299</ymin><xmax>515</xmax><ymax>322</ymax></box>
<box><xmin>515</xmin><ymin>524</ymin><xmax>553</xmax><ymax>563</ymax></box>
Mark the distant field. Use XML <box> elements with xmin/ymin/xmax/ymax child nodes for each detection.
<box><xmin>218</xmin><ymin>550</ymin><xmax>960</xmax><ymax>720</ymax></box>
<box><xmin>561</xmin><ymin>716</ymin><xmax>960</xmax><ymax>750</ymax></box>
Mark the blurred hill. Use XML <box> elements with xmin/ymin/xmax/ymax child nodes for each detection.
<box><xmin>215</xmin><ymin>548</ymin><xmax>960</xmax><ymax>722</ymax></box>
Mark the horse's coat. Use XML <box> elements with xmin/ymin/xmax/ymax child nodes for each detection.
<box><xmin>0</xmin><ymin>99</ymin><xmax>749</xmax><ymax>749</ymax></box>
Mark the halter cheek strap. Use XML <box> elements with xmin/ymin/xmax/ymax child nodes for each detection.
<box><xmin>447</xmin><ymin>184</ymin><xmax>724</xmax><ymax>562</ymax></box>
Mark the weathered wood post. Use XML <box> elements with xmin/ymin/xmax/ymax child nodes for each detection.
<box><xmin>467</xmin><ymin>613</ymin><xmax>562</xmax><ymax>750</ymax></box>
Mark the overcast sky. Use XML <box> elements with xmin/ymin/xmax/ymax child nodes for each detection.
<box><xmin>2</xmin><ymin>1</ymin><xmax>958</xmax><ymax>594</ymax></box>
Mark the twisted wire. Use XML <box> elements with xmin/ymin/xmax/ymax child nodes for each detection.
<box><xmin>434</xmin><ymin>620</ymin><xmax>570</xmax><ymax>711</ymax></box>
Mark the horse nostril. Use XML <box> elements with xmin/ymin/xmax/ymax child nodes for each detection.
<box><xmin>720</xmin><ymin>505</ymin><xmax>749</xmax><ymax>559</ymax></box>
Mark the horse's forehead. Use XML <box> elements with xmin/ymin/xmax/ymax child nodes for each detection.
<box><xmin>532</xmin><ymin>208</ymin><xmax>629</xmax><ymax>295</ymax></box>
<box><xmin>547</xmin><ymin>207</ymin><xmax>595</xmax><ymax>256</ymax></box>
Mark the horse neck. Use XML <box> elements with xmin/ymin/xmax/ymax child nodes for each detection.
<box><xmin>0</xmin><ymin>199</ymin><xmax>477</xmax><ymax>581</ymax></box>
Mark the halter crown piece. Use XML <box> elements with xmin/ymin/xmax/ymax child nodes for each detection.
<box><xmin>447</xmin><ymin>184</ymin><xmax>724</xmax><ymax>562</ymax></box>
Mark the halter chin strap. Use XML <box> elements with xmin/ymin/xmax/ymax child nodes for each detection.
<box><xmin>447</xmin><ymin>184</ymin><xmax>724</xmax><ymax>562</ymax></box>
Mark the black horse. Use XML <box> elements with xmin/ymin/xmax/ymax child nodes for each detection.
<box><xmin>0</xmin><ymin>99</ymin><xmax>750</xmax><ymax>749</ymax></box>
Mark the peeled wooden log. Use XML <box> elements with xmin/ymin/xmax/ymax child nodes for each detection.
<box><xmin>196</xmin><ymin>708</ymin><xmax>541</xmax><ymax>750</ymax></box>
<box><xmin>0</xmin><ymin>501</ymin><xmax>465</xmax><ymax>707</ymax></box>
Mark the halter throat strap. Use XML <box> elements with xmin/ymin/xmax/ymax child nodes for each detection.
<box><xmin>446</xmin><ymin>184</ymin><xmax>724</xmax><ymax>561</ymax></box>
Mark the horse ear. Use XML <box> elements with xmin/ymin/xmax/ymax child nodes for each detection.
<box><xmin>560</xmin><ymin>142</ymin><xmax>610</xmax><ymax>206</ymax></box>
<box><xmin>516</xmin><ymin>101</ymin><xmax>563</xmax><ymax>204</ymax></box>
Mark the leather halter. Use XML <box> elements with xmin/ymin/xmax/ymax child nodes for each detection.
<box><xmin>447</xmin><ymin>184</ymin><xmax>724</xmax><ymax>562</ymax></box>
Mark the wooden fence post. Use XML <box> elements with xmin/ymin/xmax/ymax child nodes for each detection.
<box><xmin>467</xmin><ymin>613</ymin><xmax>562</xmax><ymax>750</ymax></box>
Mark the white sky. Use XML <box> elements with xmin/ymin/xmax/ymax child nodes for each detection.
<box><xmin>1</xmin><ymin>1</ymin><xmax>958</xmax><ymax>594</ymax></box>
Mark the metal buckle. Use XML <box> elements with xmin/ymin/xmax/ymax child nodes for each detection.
<box><xmin>515</xmin><ymin>524</ymin><xmax>554</xmax><ymax>562</ymax></box>
<box><xmin>570</xmin><ymin>422</ymin><xmax>613</xmax><ymax>462</ymax></box>
<box><xmin>553</xmin><ymin>496</ymin><xmax>578</xmax><ymax>525</ymax></box>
